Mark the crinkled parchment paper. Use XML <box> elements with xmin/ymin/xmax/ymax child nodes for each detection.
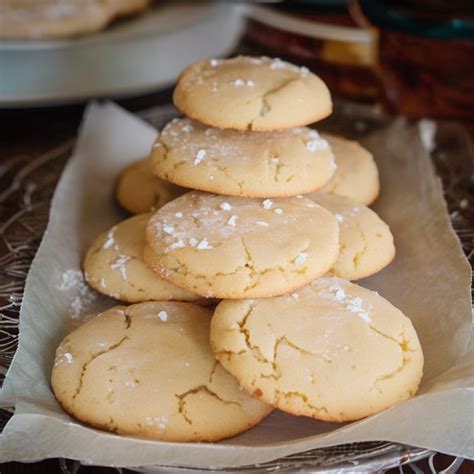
<box><xmin>0</xmin><ymin>103</ymin><xmax>472</xmax><ymax>467</ymax></box>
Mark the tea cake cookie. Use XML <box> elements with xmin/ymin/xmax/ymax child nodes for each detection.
<box><xmin>0</xmin><ymin>0</ymin><xmax>150</xmax><ymax>40</ymax></box>
<box><xmin>151</xmin><ymin>118</ymin><xmax>336</xmax><ymax>197</ymax></box>
<box><xmin>211</xmin><ymin>277</ymin><xmax>424</xmax><ymax>422</ymax></box>
<box><xmin>51</xmin><ymin>302</ymin><xmax>272</xmax><ymax>441</ymax></box>
<box><xmin>173</xmin><ymin>56</ymin><xmax>332</xmax><ymax>131</ymax></box>
<box><xmin>145</xmin><ymin>191</ymin><xmax>339</xmax><ymax>298</ymax></box>
<box><xmin>309</xmin><ymin>193</ymin><xmax>395</xmax><ymax>280</ymax></box>
<box><xmin>116</xmin><ymin>158</ymin><xmax>187</xmax><ymax>214</ymax></box>
<box><xmin>84</xmin><ymin>214</ymin><xmax>200</xmax><ymax>303</ymax></box>
<box><xmin>320</xmin><ymin>134</ymin><xmax>379</xmax><ymax>205</ymax></box>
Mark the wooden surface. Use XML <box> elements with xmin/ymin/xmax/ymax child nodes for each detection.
<box><xmin>0</xmin><ymin>90</ymin><xmax>472</xmax><ymax>473</ymax></box>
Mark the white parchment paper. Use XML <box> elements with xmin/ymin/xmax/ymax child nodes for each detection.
<box><xmin>0</xmin><ymin>102</ymin><xmax>472</xmax><ymax>468</ymax></box>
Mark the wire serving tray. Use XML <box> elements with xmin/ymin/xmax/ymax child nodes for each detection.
<box><xmin>0</xmin><ymin>102</ymin><xmax>472</xmax><ymax>473</ymax></box>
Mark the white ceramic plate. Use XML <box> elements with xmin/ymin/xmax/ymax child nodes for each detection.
<box><xmin>0</xmin><ymin>2</ymin><xmax>244</xmax><ymax>107</ymax></box>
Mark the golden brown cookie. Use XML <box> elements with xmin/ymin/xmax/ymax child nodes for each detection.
<box><xmin>309</xmin><ymin>192</ymin><xmax>395</xmax><ymax>280</ymax></box>
<box><xmin>115</xmin><ymin>158</ymin><xmax>187</xmax><ymax>215</ymax></box>
<box><xmin>320</xmin><ymin>134</ymin><xmax>379</xmax><ymax>205</ymax></box>
<box><xmin>150</xmin><ymin>118</ymin><xmax>336</xmax><ymax>197</ymax></box>
<box><xmin>211</xmin><ymin>277</ymin><xmax>424</xmax><ymax>422</ymax></box>
<box><xmin>145</xmin><ymin>191</ymin><xmax>339</xmax><ymax>299</ymax></box>
<box><xmin>83</xmin><ymin>213</ymin><xmax>200</xmax><ymax>303</ymax></box>
<box><xmin>0</xmin><ymin>0</ymin><xmax>150</xmax><ymax>39</ymax></box>
<box><xmin>173</xmin><ymin>56</ymin><xmax>332</xmax><ymax>131</ymax></box>
<box><xmin>51</xmin><ymin>302</ymin><xmax>272</xmax><ymax>441</ymax></box>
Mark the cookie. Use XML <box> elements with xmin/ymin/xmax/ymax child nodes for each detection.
<box><xmin>115</xmin><ymin>158</ymin><xmax>187</xmax><ymax>215</ymax></box>
<box><xmin>0</xmin><ymin>0</ymin><xmax>150</xmax><ymax>39</ymax></box>
<box><xmin>150</xmin><ymin>118</ymin><xmax>336</xmax><ymax>197</ymax></box>
<box><xmin>210</xmin><ymin>277</ymin><xmax>424</xmax><ymax>422</ymax></box>
<box><xmin>83</xmin><ymin>213</ymin><xmax>200</xmax><ymax>303</ymax></box>
<box><xmin>173</xmin><ymin>56</ymin><xmax>332</xmax><ymax>131</ymax></box>
<box><xmin>118</xmin><ymin>136</ymin><xmax>378</xmax><ymax>209</ymax></box>
<box><xmin>309</xmin><ymin>193</ymin><xmax>395</xmax><ymax>280</ymax></box>
<box><xmin>145</xmin><ymin>191</ymin><xmax>339</xmax><ymax>299</ymax></box>
<box><xmin>51</xmin><ymin>302</ymin><xmax>272</xmax><ymax>441</ymax></box>
<box><xmin>320</xmin><ymin>134</ymin><xmax>379</xmax><ymax>205</ymax></box>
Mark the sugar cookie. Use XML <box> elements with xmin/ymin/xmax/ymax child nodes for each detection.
<box><xmin>145</xmin><ymin>192</ymin><xmax>339</xmax><ymax>299</ymax></box>
<box><xmin>115</xmin><ymin>158</ymin><xmax>186</xmax><ymax>215</ymax></box>
<box><xmin>150</xmin><ymin>118</ymin><xmax>336</xmax><ymax>197</ymax></box>
<box><xmin>173</xmin><ymin>56</ymin><xmax>332</xmax><ymax>131</ymax></box>
<box><xmin>309</xmin><ymin>193</ymin><xmax>395</xmax><ymax>280</ymax></box>
<box><xmin>211</xmin><ymin>277</ymin><xmax>423</xmax><ymax>422</ymax></box>
<box><xmin>0</xmin><ymin>0</ymin><xmax>150</xmax><ymax>39</ymax></box>
<box><xmin>51</xmin><ymin>302</ymin><xmax>272</xmax><ymax>441</ymax></box>
<box><xmin>320</xmin><ymin>134</ymin><xmax>379</xmax><ymax>205</ymax></box>
<box><xmin>83</xmin><ymin>214</ymin><xmax>200</xmax><ymax>303</ymax></box>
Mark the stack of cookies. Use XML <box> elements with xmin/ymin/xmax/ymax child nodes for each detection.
<box><xmin>51</xmin><ymin>57</ymin><xmax>424</xmax><ymax>443</ymax></box>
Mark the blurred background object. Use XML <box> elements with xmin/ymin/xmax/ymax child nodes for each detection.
<box><xmin>244</xmin><ymin>1</ymin><xmax>379</xmax><ymax>101</ymax></box>
<box><xmin>1</xmin><ymin>0</ymin><xmax>473</xmax><ymax>127</ymax></box>
<box><xmin>0</xmin><ymin>1</ymin><xmax>243</xmax><ymax>107</ymax></box>
<box><xmin>244</xmin><ymin>0</ymin><xmax>474</xmax><ymax>127</ymax></box>
<box><xmin>0</xmin><ymin>0</ymin><xmax>152</xmax><ymax>40</ymax></box>
<box><xmin>352</xmin><ymin>0</ymin><xmax>474</xmax><ymax>125</ymax></box>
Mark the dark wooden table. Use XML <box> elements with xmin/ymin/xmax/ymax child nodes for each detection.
<box><xmin>0</xmin><ymin>89</ymin><xmax>472</xmax><ymax>473</ymax></box>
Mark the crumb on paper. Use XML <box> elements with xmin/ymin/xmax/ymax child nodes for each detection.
<box><xmin>57</xmin><ymin>269</ymin><xmax>97</xmax><ymax>320</ymax></box>
<box><xmin>262</xmin><ymin>199</ymin><xmax>273</xmax><ymax>209</ymax></box>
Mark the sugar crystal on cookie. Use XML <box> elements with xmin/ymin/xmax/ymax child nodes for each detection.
<box><xmin>194</xmin><ymin>149</ymin><xmax>206</xmax><ymax>166</ymax></box>
<box><xmin>169</xmin><ymin>240</ymin><xmax>185</xmax><ymax>250</ymax></box>
<box><xmin>110</xmin><ymin>255</ymin><xmax>130</xmax><ymax>280</ymax></box>
<box><xmin>295</xmin><ymin>252</ymin><xmax>308</xmax><ymax>266</ymax></box>
<box><xmin>227</xmin><ymin>215</ymin><xmax>238</xmax><ymax>226</ymax></box>
<box><xmin>102</xmin><ymin>226</ymin><xmax>116</xmax><ymax>250</ymax></box>
<box><xmin>196</xmin><ymin>239</ymin><xmax>212</xmax><ymax>250</ymax></box>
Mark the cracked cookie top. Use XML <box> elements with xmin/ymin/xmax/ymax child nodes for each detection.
<box><xmin>210</xmin><ymin>277</ymin><xmax>424</xmax><ymax>422</ymax></box>
<box><xmin>173</xmin><ymin>56</ymin><xmax>332</xmax><ymax>131</ymax></box>
<box><xmin>145</xmin><ymin>191</ymin><xmax>339</xmax><ymax>299</ymax></box>
<box><xmin>51</xmin><ymin>302</ymin><xmax>272</xmax><ymax>442</ymax></box>
<box><xmin>116</xmin><ymin>158</ymin><xmax>187</xmax><ymax>215</ymax></box>
<box><xmin>150</xmin><ymin>117</ymin><xmax>336</xmax><ymax>198</ymax></box>
<box><xmin>83</xmin><ymin>213</ymin><xmax>200</xmax><ymax>303</ymax></box>
<box><xmin>309</xmin><ymin>193</ymin><xmax>395</xmax><ymax>280</ymax></box>
<box><xmin>320</xmin><ymin>134</ymin><xmax>380</xmax><ymax>205</ymax></box>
